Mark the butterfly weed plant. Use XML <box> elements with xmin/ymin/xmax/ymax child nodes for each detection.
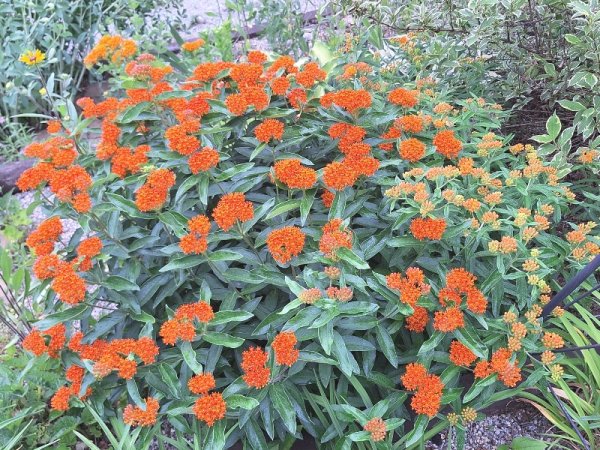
<box><xmin>14</xmin><ymin>33</ymin><xmax>600</xmax><ymax>448</ymax></box>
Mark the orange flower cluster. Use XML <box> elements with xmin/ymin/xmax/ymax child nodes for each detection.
<box><xmin>189</xmin><ymin>146</ymin><xmax>219</xmax><ymax>174</ymax></box>
<box><xmin>17</xmin><ymin>137</ymin><xmax>92</xmax><ymax>212</ymax></box>
<box><xmin>449</xmin><ymin>340</ymin><xmax>477</xmax><ymax>366</ymax></box>
<box><xmin>68</xmin><ymin>334</ymin><xmax>158</xmax><ymax>380</ymax></box>
<box><xmin>434</xmin><ymin>269</ymin><xmax>487</xmax><ymax>332</ymax></box>
<box><xmin>51</xmin><ymin>365</ymin><xmax>91</xmax><ymax>411</ymax></box>
<box><xmin>339</xmin><ymin>62</ymin><xmax>372</xmax><ymax>80</ymax></box>
<box><xmin>433</xmin><ymin>130</ymin><xmax>462</xmax><ymax>159</ymax></box>
<box><xmin>165</xmin><ymin>119</ymin><xmax>200</xmax><ymax>155</ymax></box>
<box><xmin>266</xmin><ymin>226</ymin><xmax>306</xmax><ymax>264</ymax></box>
<box><xmin>254</xmin><ymin>118</ymin><xmax>285</xmax><ymax>143</ymax></box>
<box><xmin>388</xmin><ymin>87</ymin><xmax>418</xmax><ymax>108</ymax></box>
<box><xmin>29</xmin><ymin>222</ymin><xmax>95</xmax><ymax>304</ymax></box>
<box><xmin>212</xmin><ymin>192</ymin><xmax>254</xmax><ymax>231</ymax></box>
<box><xmin>123</xmin><ymin>397</ymin><xmax>160</xmax><ymax>427</ymax></box>
<box><xmin>182</xmin><ymin>38</ymin><xmax>205</xmax><ymax>52</ymax></box>
<box><xmin>320</xmin><ymin>89</ymin><xmax>372</xmax><ymax>113</ymax></box>
<box><xmin>187</xmin><ymin>372</ymin><xmax>227</xmax><ymax>427</ymax></box>
<box><xmin>401</xmin><ymin>363</ymin><xmax>444</xmax><ymax>417</ymax></box>
<box><xmin>295</xmin><ymin>61</ymin><xmax>327</xmax><ymax>87</ymax></box>
<box><xmin>395</xmin><ymin>115</ymin><xmax>424</xmax><ymax>133</ymax></box>
<box><xmin>135</xmin><ymin>168</ymin><xmax>176</xmax><ymax>212</ymax></box>
<box><xmin>76</xmin><ymin>236</ymin><xmax>103</xmax><ymax>271</ymax></box>
<box><xmin>363</xmin><ymin>417</ymin><xmax>386</xmax><ymax>442</ymax></box>
<box><xmin>188</xmin><ymin>373</ymin><xmax>216</xmax><ymax>395</ymax></box>
<box><xmin>272</xmin><ymin>331</ymin><xmax>299</xmax><ymax>366</ymax></box>
<box><xmin>399</xmin><ymin>138</ymin><xmax>426</xmax><ymax>162</ymax></box>
<box><xmin>474</xmin><ymin>348</ymin><xmax>522</xmax><ymax>387</ymax></box>
<box><xmin>111</xmin><ymin>145</ymin><xmax>150</xmax><ymax>178</ymax></box>
<box><xmin>273</xmin><ymin>159</ymin><xmax>317</xmax><ymax>189</ymax></box>
<box><xmin>23</xmin><ymin>324</ymin><xmax>65</xmax><ymax>358</ymax></box>
<box><xmin>26</xmin><ymin>216</ymin><xmax>62</xmax><ymax>255</ymax></box>
<box><xmin>84</xmin><ymin>35</ymin><xmax>137</xmax><ymax>67</ymax></box>
<box><xmin>326</xmin><ymin>286</ymin><xmax>353</xmax><ymax>302</ymax></box>
<box><xmin>241</xmin><ymin>346</ymin><xmax>270</xmax><ymax>389</ymax></box>
<box><xmin>319</xmin><ymin>219</ymin><xmax>353</xmax><ymax>259</ymax></box>
<box><xmin>160</xmin><ymin>301</ymin><xmax>214</xmax><ymax>345</ymax></box>
<box><xmin>193</xmin><ymin>392</ymin><xmax>227</xmax><ymax>427</ymax></box>
<box><xmin>406</xmin><ymin>306</ymin><xmax>429</xmax><ymax>332</ymax></box>
<box><xmin>410</xmin><ymin>217</ymin><xmax>447</xmax><ymax>240</ymax></box>
<box><xmin>180</xmin><ymin>215</ymin><xmax>211</xmax><ymax>254</ymax></box>
<box><xmin>386</xmin><ymin>268</ymin><xmax>430</xmax><ymax>307</ymax></box>
<box><xmin>322</xmin><ymin>161</ymin><xmax>358</xmax><ymax>190</ymax></box>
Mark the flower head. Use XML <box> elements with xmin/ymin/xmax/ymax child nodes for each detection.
<box><xmin>212</xmin><ymin>192</ymin><xmax>254</xmax><ymax>231</ymax></box>
<box><xmin>193</xmin><ymin>393</ymin><xmax>226</xmax><ymax>426</ymax></box>
<box><xmin>19</xmin><ymin>49</ymin><xmax>45</xmax><ymax>66</ymax></box>
<box><xmin>123</xmin><ymin>397</ymin><xmax>160</xmax><ymax>427</ymax></box>
<box><xmin>267</xmin><ymin>226</ymin><xmax>305</xmax><ymax>264</ymax></box>
<box><xmin>272</xmin><ymin>331</ymin><xmax>299</xmax><ymax>366</ymax></box>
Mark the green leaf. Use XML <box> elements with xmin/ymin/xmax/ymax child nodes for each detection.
<box><xmin>159</xmin><ymin>364</ymin><xmax>181</xmax><ymax>399</ymax></box>
<box><xmin>265</xmin><ymin>199</ymin><xmax>301</xmax><ymax>220</ymax></box>
<box><xmin>337</xmin><ymin>247</ymin><xmax>369</xmax><ymax>270</ymax></box>
<box><xmin>299</xmin><ymin>350</ymin><xmax>338</xmax><ymax>365</ymax></box>
<box><xmin>102</xmin><ymin>276</ymin><xmax>139</xmax><ymax>292</ymax></box>
<box><xmin>203</xmin><ymin>332</ymin><xmax>244</xmax><ymax>348</ymax></box>
<box><xmin>418</xmin><ymin>332</ymin><xmax>444</xmax><ymax>356</ymax></box>
<box><xmin>546</xmin><ymin>113</ymin><xmax>561</xmax><ymax>139</ymax></box>
<box><xmin>126</xmin><ymin>379</ymin><xmax>145</xmax><ymax>408</ymax></box>
<box><xmin>179</xmin><ymin>341</ymin><xmax>203</xmax><ymax>374</ymax></box>
<box><xmin>375</xmin><ymin>325</ymin><xmax>398</xmax><ymax>368</ymax></box>
<box><xmin>510</xmin><ymin>437</ymin><xmax>547</xmax><ymax>450</ymax></box>
<box><xmin>270</xmin><ymin>384</ymin><xmax>296</xmax><ymax>435</ymax></box>
<box><xmin>118</xmin><ymin>102</ymin><xmax>151</xmax><ymax>123</ymax></box>
<box><xmin>34</xmin><ymin>304</ymin><xmax>88</xmax><ymax>329</ymax></box>
<box><xmin>558</xmin><ymin>99</ymin><xmax>585</xmax><ymax>112</ymax></box>
<box><xmin>207</xmin><ymin>250</ymin><xmax>244</xmax><ymax>261</ymax></box>
<box><xmin>211</xmin><ymin>310</ymin><xmax>254</xmax><ymax>326</ymax></box>
<box><xmin>160</xmin><ymin>255</ymin><xmax>206</xmax><ymax>272</ymax></box>
<box><xmin>226</xmin><ymin>394</ymin><xmax>259</xmax><ymax>410</ymax></box>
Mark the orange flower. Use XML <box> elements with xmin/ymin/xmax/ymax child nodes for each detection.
<box><xmin>273</xmin><ymin>159</ymin><xmax>317</xmax><ymax>189</ymax></box>
<box><xmin>159</xmin><ymin>319</ymin><xmax>195</xmax><ymax>345</ymax></box>
<box><xmin>271</xmin><ymin>76</ymin><xmax>290</xmax><ymax>95</ymax></box>
<box><xmin>287</xmin><ymin>88</ymin><xmax>307</xmax><ymax>109</ymax></box>
<box><xmin>449</xmin><ymin>340</ymin><xmax>477</xmax><ymax>366</ymax></box>
<box><xmin>433</xmin><ymin>130</ymin><xmax>462</xmax><ymax>159</ymax></box>
<box><xmin>254</xmin><ymin>119</ymin><xmax>284</xmax><ymax>143</ymax></box>
<box><xmin>321</xmin><ymin>190</ymin><xmax>335</xmax><ymax>208</ymax></box>
<box><xmin>241</xmin><ymin>346</ymin><xmax>270</xmax><ymax>389</ymax></box>
<box><xmin>225</xmin><ymin>93</ymin><xmax>248</xmax><ymax>115</ymax></box>
<box><xmin>135</xmin><ymin>168</ymin><xmax>176</xmax><ymax>212</ymax></box>
<box><xmin>180</xmin><ymin>215</ymin><xmax>211</xmax><ymax>255</ymax></box>
<box><xmin>364</xmin><ymin>417</ymin><xmax>386</xmax><ymax>442</ymax></box>
<box><xmin>84</xmin><ymin>35</ymin><xmax>137</xmax><ymax>66</ymax></box>
<box><xmin>388</xmin><ymin>88</ymin><xmax>418</xmax><ymax>108</ymax></box>
<box><xmin>322</xmin><ymin>161</ymin><xmax>358</xmax><ymax>191</ymax></box>
<box><xmin>433</xmin><ymin>307</ymin><xmax>465</xmax><ymax>332</ymax></box>
<box><xmin>182</xmin><ymin>38</ymin><xmax>205</xmax><ymax>52</ymax></box>
<box><xmin>188</xmin><ymin>373</ymin><xmax>216</xmax><ymax>395</ymax></box>
<box><xmin>321</xmin><ymin>89</ymin><xmax>372</xmax><ymax>113</ymax></box>
<box><xmin>23</xmin><ymin>329</ymin><xmax>49</xmax><ymax>356</ymax></box>
<box><xmin>401</xmin><ymin>363</ymin><xmax>444</xmax><ymax>417</ymax></box>
<box><xmin>296</xmin><ymin>61</ymin><xmax>326</xmax><ymax>87</ymax></box>
<box><xmin>474</xmin><ymin>361</ymin><xmax>492</xmax><ymax>379</ymax></box>
<box><xmin>410</xmin><ymin>217</ymin><xmax>446</xmax><ymax>240</ymax></box>
<box><xmin>26</xmin><ymin>216</ymin><xmax>62</xmax><ymax>255</ymax></box>
<box><xmin>123</xmin><ymin>397</ymin><xmax>160</xmax><ymax>427</ymax></box>
<box><xmin>51</xmin><ymin>266</ymin><xmax>86</xmax><ymax>304</ymax></box>
<box><xmin>319</xmin><ymin>219</ymin><xmax>353</xmax><ymax>259</ymax></box>
<box><xmin>379</xmin><ymin>126</ymin><xmax>401</xmax><ymax>151</ymax></box>
<box><xmin>212</xmin><ymin>192</ymin><xmax>254</xmax><ymax>231</ymax></box>
<box><xmin>326</xmin><ymin>286</ymin><xmax>353</xmax><ymax>302</ymax></box>
<box><xmin>406</xmin><ymin>306</ymin><xmax>429</xmax><ymax>332</ymax></box>
<box><xmin>394</xmin><ymin>115</ymin><xmax>424</xmax><ymax>133</ymax></box>
<box><xmin>248</xmin><ymin>50</ymin><xmax>267</xmax><ymax>64</ymax></box>
<box><xmin>189</xmin><ymin>147</ymin><xmax>219</xmax><ymax>174</ymax></box>
<box><xmin>386</xmin><ymin>268</ymin><xmax>430</xmax><ymax>307</ymax></box>
<box><xmin>51</xmin><ymin>386</ymin><xmax>71</xmax><ymax>411</ymax></box>
<box><xmin>272</xmin><ymin>331</ymin><xmax>299</xmax><ymax>366</ymax></box>
<box><xmin>47</xmin><ymin>120</ymin><xmax>62</xmax><ymax>134</ymax></box>
<box><xmin>267</xmin><ymin>226</ymin><xmax>306</xmax><ymax>264</ymax></box>
<box><xmin>542</xmin><ymin>332</ymin><xmax>565</xmax><ymax>349</ymax></box>
<box><xmin>399</xmin><ymin>138</ymin><xmax>426</xmax><ymax>162</ymax></box>
<box><xmin>175</xmin><ymin>301</ymin><xmax>214</xmax><ymax>323</ymax></box>
<box><xmin>193</xmin><ymin>392</ymin><xmax>227</xmax><ymax>426</ymax></box>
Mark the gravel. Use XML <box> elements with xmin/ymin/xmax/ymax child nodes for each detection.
<box><xmin>426</xmin><ymin>404</ymin><xmax>553</xmax><ymax>450</ymax></box>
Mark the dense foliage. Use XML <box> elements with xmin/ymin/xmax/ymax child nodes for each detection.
<box><xmin>14</xmin><ymin>31</ymin><xmax>600</xmax><ymax>449</ymax></box>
